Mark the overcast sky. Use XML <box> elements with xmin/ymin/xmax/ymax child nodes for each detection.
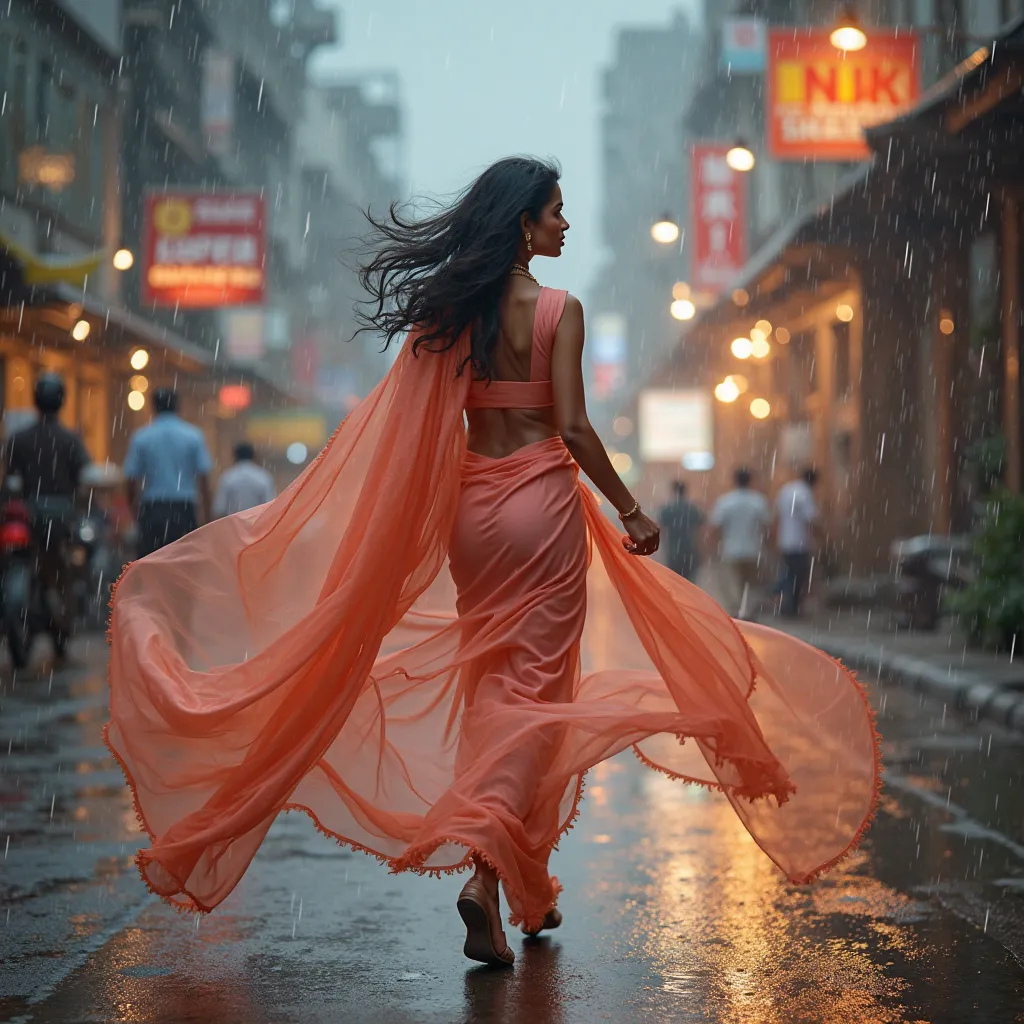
<box><xmin>314</xmin><ymin>1</ymin><xmax>701</xmax><ymax>296</ymax></box>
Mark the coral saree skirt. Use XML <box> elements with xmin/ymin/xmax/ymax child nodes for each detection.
<box><xmin>105</xmin><ymin>335</ymin><xmax>880</xmax><ymax>932</ymax></box>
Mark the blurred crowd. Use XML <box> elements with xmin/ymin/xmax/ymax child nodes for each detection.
<box><xmin>657</xmin><ymin>466</ymin><xmax>821</xmax><ymax>621</ymax></box>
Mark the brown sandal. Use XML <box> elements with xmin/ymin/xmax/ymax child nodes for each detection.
<box><xmin>457</xmin><ymin>876</ymin><xmax>515</xmax><ymax>967</ymax></box>
<box><xmin>521</xmin><ymin>908</ymin><xmax>562</xmax><ymax>937</ymax></box>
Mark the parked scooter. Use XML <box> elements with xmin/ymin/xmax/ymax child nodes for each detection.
<box><xmin>825</xmin><ymin>534</ymin><xmax>973</xmax><ymax>631</ymax></box>
<box><xmin>891</xmin><ymin>535</ymin><xmax>973</xmax><ymax>631</ymax></box>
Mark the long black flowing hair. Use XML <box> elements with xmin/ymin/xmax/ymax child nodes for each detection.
<box><xmin>356</xmin><ymin>156</ymin><xmax>561</xmax><ymax>379</ymax></box>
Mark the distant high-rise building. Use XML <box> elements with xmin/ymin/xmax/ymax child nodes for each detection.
<box><xmin>590</xmin><ymin>11</ymin><xmax>702</xmax><ymax>434</ymax></box>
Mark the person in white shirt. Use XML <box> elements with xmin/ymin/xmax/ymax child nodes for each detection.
<box><xmin>709</xmin><ymin>467</ymin><xmax>771</xmax><ymax>619</ymax></box>
<box><xmin>213</xmin><ymin>442</ymin><xmax>276</xmax><ymax>518</ymax></box>
<box><xmin>775</xmin><ymin>467</ymin><xmax>820</xmax><ymax>617</ymax></box>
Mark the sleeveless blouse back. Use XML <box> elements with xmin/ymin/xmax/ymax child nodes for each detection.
<box><xmin>465</xmin><ymin>287</ymin><xmax>568</xmax><ymax>410</ymax></box>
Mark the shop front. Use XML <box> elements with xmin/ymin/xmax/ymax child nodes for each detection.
<box><xmin>0</xmin><ymin>269</ymin><xmax>298</xmax><ymax>483</ymax></box>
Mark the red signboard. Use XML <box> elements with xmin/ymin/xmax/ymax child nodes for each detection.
<box><xmin>767</xmin><ymin>30</ymin><xmax>919</xmax><ymax>161</ymax></box>
<box><xmin>142</xmin><ymin>192</ymin><xmax>265</xmax><ymax>307</ymax></box>
<box><xmin>690</xmin><ymin>143</ymin><xmax>747</xmax><ymax>294</ymax></box>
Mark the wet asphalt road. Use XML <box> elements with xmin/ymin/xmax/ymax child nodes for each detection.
<box><xmin>1</xmin><ymin>635</ymin><xmax>1023</xmax><ymax>1024</ymax></box>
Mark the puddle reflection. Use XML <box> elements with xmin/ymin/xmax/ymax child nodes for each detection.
<box><xmin>463</xmin><ymin>940</ymin><xmax>566</xmax><ymax>1024</ymax></box>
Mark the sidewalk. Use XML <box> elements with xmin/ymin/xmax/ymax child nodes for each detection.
<box><xmin>774</xmin><ymin>609</ymin><xmax>1024</xmax><ymax>735</ymax></box>
<box><xmin>694</xmin><ymin>563</ymin><xmax>1024</xmax><ymax>735</ymax></box>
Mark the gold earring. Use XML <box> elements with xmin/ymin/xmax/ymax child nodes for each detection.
<box><xmin>526</xmin><ymin>232</ymin><xmax>532</xmax><ymax>252</ymax></box>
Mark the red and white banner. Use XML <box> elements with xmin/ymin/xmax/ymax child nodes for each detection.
<box><xmin>142</xmin><ymin>191</ymin><xmax>265</xmax><ymax>308</ymax></box>
<box><xmin>766</xmin><ymin>30</ymin><xmax>919</xmax><ymax>161</ymax></box>
<box><xmin>690</xmin><ymin>144</ymin><xmax>746</xmax><ymax>294</ymax></box>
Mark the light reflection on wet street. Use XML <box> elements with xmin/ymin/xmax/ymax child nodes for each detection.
<box><xmin>2</xmin><ymin>636</ymin><xmax>1023</xmax><ymax>1023</ymax></box>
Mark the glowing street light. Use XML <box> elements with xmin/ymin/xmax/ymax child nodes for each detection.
<box><xmin>751</xmin><ymin>336</ymin><xmax>772</xmax><ymax>359</ymax></box>
<box><xmin>715</xmin><ymin>378</ymin><xmax>740</xmax><ymax>403</ymax></box>
<box><xmin>670</xmin><ymin>299</ymin><xmax>696</xmax><ymax>321</ymax></box>
<box><xmin>130</xmin><ymin>348</ymin><xmax>150</xmax><ymax>370</ymax></box>
<box><xmin>71</xmin><ymin>319</ymin><xmax>91</xmax><ymax>341</ymax></box>
<box><xmin>112</xmin><ymin>248</ymin><xmax>135</xmax><ymax>271</ymax></box>
<box><xmin>836</xmin><ymin>303</ymin><xmax>855</xmax><ymax>322</ymax></box>
<box><xmin>725</xmin><ymin>139</ymin><xmax>756</xmax><ymax>173</ymax></box>
<box><xmin>731</xmin><ymin>337</ymin><xmax>753</xmax><ymax>360</ymax></box>
<box><xmin>726</xmin><ymin>374</ymin><xmax>749</xmax><ymax>394</ymax></box>
<box><xmin>651</xmin><ymin>214</ymin><xmax>680</xmax><ymax>245</ymax></box>
<box><xmin>127</xmin><ymin>390</ymin><xmax>146</xmax><ymax>411</ymax></box>
<box><xmin>750</xmin><ymin>398</ymin><xmax>772</xmax><ymax>420</ymax></box>
<box><xmin>611</xmin><ymin>452</ymin><xmax>633</xmax><ymax>474</ymax></box>
<box><xmin>672</xmin><ymin>282</ymin><xmax>691</xmax><ymax>301</ymax></box>
<box><xmin>831</xmin><ymin>6</ymin><xmax>867</xmax><ymax>51</ymax></box>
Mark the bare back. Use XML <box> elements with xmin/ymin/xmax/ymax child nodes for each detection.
<box><xmin>465</xmin><ymin>280</ymin><xmax>560</xmax><ymax>459</ymax></box>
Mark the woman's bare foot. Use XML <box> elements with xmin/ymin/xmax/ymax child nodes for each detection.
<box><xmin>457</xmin><ymin>862</ymin><xmax>514</xmax><ymax>966</ymax></box>
<box><xmin>521</xmin><ymin>907</ymin><xmax>562</xmax><ymax>937</ymax></box>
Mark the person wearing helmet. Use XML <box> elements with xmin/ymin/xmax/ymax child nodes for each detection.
<box><xmin>2</xmin><ymin>372</ymin><xmax>92</xmax><ymax>656</ymax></box>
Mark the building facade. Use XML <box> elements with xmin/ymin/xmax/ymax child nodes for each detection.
<box><xmin>0</xmin><ymin>0</ymin><xmax>127</xmax><ymax>462</ymax></box>
<box><xmin>1</xmin><ymin>0</ymin><xmax>406</xmax><ymax>486</ymax></box>
<box><xmin>628</xmin><ymin>2</ymin><xmax>1024</xmax><ymax>577</ymax></box>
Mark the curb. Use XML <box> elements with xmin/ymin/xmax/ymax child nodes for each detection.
<box><xmin>804</xmin><ymin>637</ymin><xmax>1024</xmax><ymax>736</ymax></box>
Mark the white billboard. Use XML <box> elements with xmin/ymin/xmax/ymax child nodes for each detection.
<box><xmin>639</xmin><ymin>389</ymin><xmax>713</xmax><ymax>462</ymax></box>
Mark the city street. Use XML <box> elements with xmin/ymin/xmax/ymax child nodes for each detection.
<box><xmin>2</xmin><ymin>634</ymin><xmax>1022</xmax><ymax>1024</ymax></box>
<box><xmin>4</xmin><ymin>1</ymin><xmax>1024</xmax><ymax>1021</ymax></box>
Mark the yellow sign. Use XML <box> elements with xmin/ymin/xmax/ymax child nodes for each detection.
<box><xmin>0</xmin><ymin>231</ymin><xmax>104</xmax><ymax>288</ymax></box>
<box><xmin>151</xmin><ymin>198</ymin><xmax>193</xmax><ymax>236</ymax></box>
<box><xmin>246</xmin><ymin>413</ymin><xmax>326</xmax><ymax>451</ymax></box>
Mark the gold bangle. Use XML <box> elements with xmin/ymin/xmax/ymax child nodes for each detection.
<box><xmin>618</xmin><ymin>499</ymin><xmax>640</xmax><ymax>521</ymax></box>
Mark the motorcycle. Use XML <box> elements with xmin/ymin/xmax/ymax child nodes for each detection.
<box><xmin>67</xmin><ymin>510</ymin><xmax>117</xmax><ymax>631</ymax></box>
<box><xmin>0</xmin><ymin>493</ymin><xmax>41</xmax><ymax>669</ymax></box>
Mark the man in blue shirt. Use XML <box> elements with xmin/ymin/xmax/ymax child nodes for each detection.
<box><xmin>124</xmin><ymin>388</ymin><xmax>213</xmax><ymax>558</ymax></box>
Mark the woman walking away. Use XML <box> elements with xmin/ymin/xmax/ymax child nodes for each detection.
<box><xmin>105</xmin><ymin>157</ymin><xmax>880</xmax><ymax>968</ymax></box>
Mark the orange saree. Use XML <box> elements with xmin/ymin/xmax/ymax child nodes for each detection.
<box><xmin>105</xmin><ymin>321</ymin><xmax>880</xmax><ymax>933</ymax></box>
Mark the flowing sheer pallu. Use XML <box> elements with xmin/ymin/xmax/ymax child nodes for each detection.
<box><xmin>105</xmin><ymin>328</ymin><xmax>881</xmax><ymax>932</ymax></box>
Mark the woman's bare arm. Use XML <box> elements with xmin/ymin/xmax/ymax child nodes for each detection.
<box><xmin>551</xmin><ymin>295</ymin><xmax>659</xmax><ymax>555</ymax></box>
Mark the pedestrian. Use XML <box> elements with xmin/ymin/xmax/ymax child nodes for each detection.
<box><xmin>776</xmin><ymin>466</ymin><xmax>821</xmax><ymax>617</ymax></box>
<box><xmin>105</xmin><ymin>157</ymin><xmax>878</xmax><ymax>969</ymax></box>
<box><xmin>2</xmin><ymin>373</ymin><xmax>91</xmax><ymax>657</ymax></box>
<box><xmin>213</xmin><ymin>442</ymin><xmax>276</xmax><ymax>518</ymax></box>
<box><xmin>657</xmin><ymin>479</ymin><xmax>703</xmax><ymax>581</ymax></box>
<box><xmin>123</xmin><ymin>388</ymin><xmax>212</xmax><ymax>558</ymax></box>
<box><xmin>709</xmin><ymin>467</ymin><xmax>771</xmax><ymax>619</ymax></box>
